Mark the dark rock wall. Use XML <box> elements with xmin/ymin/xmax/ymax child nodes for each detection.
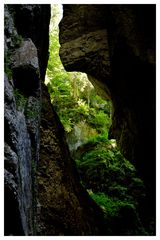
<box><xmin>4</xmin><ymin>5</ymin><xmax>42</xmax><ymax>235</ymax></box>
<box><xmin>4</xmin><ymin>4</ymin><xmax>50</xmax><ymax>235</ymax></box>
<box><xmin>4</xmin><ymin>4</ymin><xmax>105</xmax><ymax>236</ymax></box>
<box><xmin>11</xmin><ymin>4</ymin><xmax>50</xmax><ymax>81</ymax></box>
<box><xmin>59</xmin><ymin>4</ymin><xmax>156</xmax><ymax>234</ymax></box>
<box><xmin>37</xmin><ymin>83</ymin><xmax>105</xmax><ymax>235</ymax></box>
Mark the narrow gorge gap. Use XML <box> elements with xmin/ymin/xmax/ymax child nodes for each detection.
<box><xmin>4</xmin><ymin>4</ymin><xmax>155</xmax><ymax>236</ymax></box>
<box><xmin>45</xmin><ymin>5</ymin><xmax>114</xmax><ymax>153</ymax></box>
<box><xmin>45</xmin><ymin>5</ymin><xmax>148</xmax><ymax>235</ymax></box>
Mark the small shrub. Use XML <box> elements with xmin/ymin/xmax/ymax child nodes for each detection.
<box><xmin>89</xmin><ymin>192</ymin><xmax>134</xmax><ymax>217</ymax></box>
<box><xmin>12</xmin><ymin>34</ymin><xmax>23</xmax><ymax>48</ymax></box>
<box><xmin>25</xmin><ymin>109</ymin><xmax>38</xmax><ymax>119</ymax></box>
<box><xmin>14</xmin><ymin>88</ymin><xmax>27</xmax><ymax>110</ymax></box>
<box><xmin>87</xmin><ymin>133</ymin><xmax>108</xmax><ymax>144</ymax></box>
<box><xmin>89</xmin><ymin>192</ymin><xmax>147</xmax><ymax>235</ymax></box>
<box><xmin>76</xmin><ymin>139</ymin><xmax>145</xmax><ymax>206</ymax></box>
<box><xmin>4</xmin><ymin>51</ymin><xmax>13</xmax><ymax>79</ymax></box>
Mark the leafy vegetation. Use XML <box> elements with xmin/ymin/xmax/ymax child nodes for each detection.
<box><xmin>4</xmin><ymin>34</ymin><xmax>23</xmax><ymax>79</ymax></box>
<box><xmin>46</xmin><ymin>5</ymin><xmax>112</xmax><ymax>134</ymax></box>
<box><xmin>45</xmin><ymin>5</ymin><xmax>148</xmax><ymax>235</ymax></box>
<box><xmin>75</xmin><ymin>137</ymin><xmax>146</xmax><ymax>208</ymax></box>
<box><xmin>25</xmin><ymin>107</ymin><xmax>39</xmax><ymax>119</ymax></box>
<box><xmin>4</xmin><ymin>51</ymin><xmax>13</xmax><ymax>79</ymax></box>
<box><xmin>90</xmin><ymin>192</ymin><xmax>134</xmax><ymax>217</ymax></box>
<box><xmin>89</xmin><ymin>191</ymin><xmax>147</xmax><ymax>235</ymax></box>
<box><xmin>14</xmin><ymin>88</ymin><xmax>27</xmax><ymax>110</ymax></box>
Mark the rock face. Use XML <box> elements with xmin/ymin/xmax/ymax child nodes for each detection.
<box><xmin>4</xmin><ymin>4</ymin><xmax>47</xmax><ymax>235</ymax></box>
<box><xmin>4</xmin><ymin>4</ymin><xmax>105</xmax><ymax>236</ymax></box>
<box><xmin>4</xmin><ymin>5</ymin><xmax>42</xmax><ymax>235</ymax></box>
<box><xmin>59</xmin><ymin>4</ymin><xmax>156</xmax><ymax>234</ymax></box>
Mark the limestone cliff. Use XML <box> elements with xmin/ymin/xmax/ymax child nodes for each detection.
<box><xmin>4</xmin><ymin>5</ymin><xmax>42</xmax><ymax>234</ymax></box>
<box><xmin>59</xmin><ymin>4</ymin><xmax>156</xmax><ymax>234</ymax></box>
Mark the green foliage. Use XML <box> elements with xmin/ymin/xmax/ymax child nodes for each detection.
<box><xmin>14</xmin><ymin>89</ymin><xmax>40</xmax><ymax>119</ymax></box>
<box><xmin>31</xmin><ymin>159</ymin><xmax>37</xmax><ymax>174</ymax></box>
<box><xmin>12</xmin><ymin>34</ymin><xmax>23</xmax><ymax>48</ymax></box>
<box><xmin>75</xmin><ymin>135</ymin><xmax>146</xmax><ymax>234</ymax></box>
<box><xmin>87</xmin><ymin>133</ymin><xmax>108</xmax><ymax>144</ymax></box>
<box><xmin>4</xmin><ymin>34</ymin><xmax>23</xmax><ymax>79</ymax></box>
<box><xmin>4</xmin><ymin>51</ymin><xmax>13</xmax><ymax>79</ymax></box>
<box><xmin>25</xmin><ymin>107</ymin><xmax>39</xmax><ymax>119</ymax></box>
<box><xmin>46</xmin><ymin>5</ymin><xmax>112</xmax><ymax>134</ymax></box>
<box><xmin>89</xmin><ymin>191</ymin><xmax>147</xmax><ymax>235</ymax></box>
<box><xmin>89</xmin><ymin>192</ymin><xmax>134</xmax><ymax>217</ymax></box>
<box><xmin>88</xmin><ymin>109</ymin><xmax>111</xmax><ymax>134</ymax></box>
<box><xmin>76</xmin><ymin>137</ymin><xmax>145</xmax><ymax>218</ymax></box>
<box><xmin>14</xmin><ymin>88</ymin><xmax>27</xmax><ymax>110</ymax></box>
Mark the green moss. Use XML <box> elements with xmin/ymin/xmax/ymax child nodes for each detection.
<box><xmin>90</xmin><ymin>192</ymin><xmax>134</xmax><ymax>217</ymax></box>
<box><xmin>76</xmin><ymin>140</ymin><xmax>137</xmax><ymax>195</ymax></box>
<box><xmin>87</xmin><ymin>133</ymin><xmax>109</xmax><ymax>144</ymax></box>
<box><xmin>12</xmin><ymin>34</ymin><xmax>23</xmax><ymax>48</ymax></box>
<box><xmin>4</xmin><ymin>51</ymin><xmax>13</xmax><ymax>79</ymax></box>
<box><xmin>89</xmin><ymin>192</ymin><xmax>147</xmax><ymax>235</ymax></box>
<box><xmin>75</xmin><ymin>137</ymin><xmax>147</xmax><ymax>234</ymax></box>
<box><xmin>25</xmin><ymin>108</ymin><xmax>39</xmax><ymax>119</ymax></box>
<box><xmin>14</xmin><ymin>88</ymin><xmax>27</xmax><ymax>110</ymax></box>
<box><xmin>4</xmin><ymin>32</ymin><xmax>23</xmax><ymax>79</ymax></box>
<box><xmin>31</xmin><ymin>159</ymin><xmax>37</xmax><ymax>173</ymax></box>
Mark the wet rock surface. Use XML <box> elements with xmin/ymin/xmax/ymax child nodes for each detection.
<box><xmin>4</xmin><ymin>5</ymin><xmax>41</xmax><ymax>235</ymax></box>
<box><xmin>4</xmin><ymin>72</ymin><xmax>33</xmax><ymax>235</ymax></box>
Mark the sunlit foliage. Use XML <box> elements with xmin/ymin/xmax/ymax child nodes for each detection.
<box><xmin>46</xmin><ymin>5</ymin><xmax>112</xmax><ymax>134</ymax></box>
